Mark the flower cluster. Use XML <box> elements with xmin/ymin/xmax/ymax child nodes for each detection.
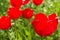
<box><xmin>0</xmin><ymin>0</ymin><xmax>58</xmax><ymax>37</ymax></box>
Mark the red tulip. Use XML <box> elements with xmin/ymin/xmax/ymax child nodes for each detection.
<box><xmin>22</xmin><ymin>0</ymin><xmax>29</xmax><ymax>5</ymax></box>
<box><xmin>7</xmin><ymin>7</ymin><xmax>22</xmax><ymax>19</ymax></box>
<box><xmin>32</xmin><ymin>0</ymin><xmax>43</xmax><ymax>5</ymax></box>
<box><xmin>10</xmin><ymin>0</ymin><xmax>22</xmax><ymax>9</ymax></box>
<box><xmin>22</xmin><ymin>8</ymin><xmax>33</xmax><ymax>19</ymax></box>
<box><xmin>32</xmin><ymin>13</ymin><xmax>58</xmax><ymax>36</ymax></box>
<box><xmin>0</xmin><ymin>16</ymin><xmax>11</xmax><ymax>30</ymax></box>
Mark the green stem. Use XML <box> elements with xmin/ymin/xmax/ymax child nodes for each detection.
<box><xmin>46</xmin><ymin>37</ymin><xmax>47</xmax><ymax>40</ymax></box>
<box><xmin>27</xmin><ymin>19</ymin><xmax>32</xmax><ymax>40</ymax></box>
<box><xmin>7</xmin><ymin>31</ymin><xmax>9</xmax><ymax>40</ymax></box>
<box><xmin>14</xmin><ymin>20</ymin><xmax>21</xmax><ymax>40</ymax></box>
<box><xmin>14</xmin><ymin>20</ymin><xmax>27</xmax><ymax>40</ymax></box>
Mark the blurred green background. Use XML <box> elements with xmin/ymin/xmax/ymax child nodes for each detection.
<box><xmin>0</xmin><ymin>0</ymin><xmax>60</xmax><ymax>40</ymax></box>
